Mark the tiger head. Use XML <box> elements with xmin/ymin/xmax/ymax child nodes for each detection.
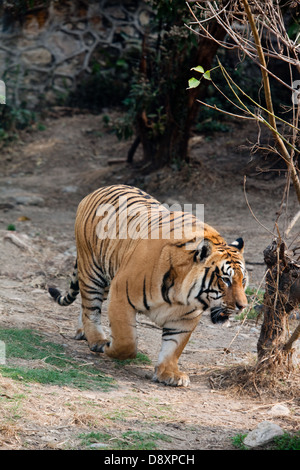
<box><xmin>173</xmin><ymin>236</ymin><xmax>248</xmax><ymax>323</ymax></box>
<box><xmin>197</xmin><ymin>237</ymin><xmax>248</xmax><ymax>323</ymax></box>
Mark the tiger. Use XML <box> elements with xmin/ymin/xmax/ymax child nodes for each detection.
<box><xmin>49</xmin><ymin>184</ymin><xmax>248</xmax><ymax>387</ymax></box>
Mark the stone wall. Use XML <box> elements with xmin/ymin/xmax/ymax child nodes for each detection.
<box><xmin>0</xmin><ymin>0</ymin><xmax>152</xmax><ymax>109</ymax></box>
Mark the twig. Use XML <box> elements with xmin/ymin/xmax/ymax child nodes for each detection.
<box><xmin>195</xmin><ymin>98</ymin><xmax>254</xmax><ymax>120</ymax></box>
<box><xmin>239</xmin><ymin>398</ymin><xmax>295</xmax><ymax>413</ymax></box>
<box><xmin>218</xmin><ymin>60</ymin><xmax>300</xmax><ymax>135</ymax></box>
<box><xmin>241</xmin><ymin>0</ymin><xmax>300</xmax><ymax>204</ymax></box>
<box><xmin>224</xmin><ymin>270</ymin><xmax>267</xmax><ymax>352</ymax></box>
<box><xmin>283</xmin><ymin>322</ymin><xmax>300</xmax><ymax>352</ymax></box>
<box><xmin>243</xmin><ymin>176</ymin><xmax>275</xmax><ymax>237</ymax></box>
<box><xmin>188</xmin><ymin>0</ymin><xmax>300</xmax><ymax>203</ymax></box>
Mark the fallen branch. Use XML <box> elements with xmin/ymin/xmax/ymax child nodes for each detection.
<box><xmin>283</xmin><ymin>322</ymin><xmax>300</xmax><ymax>353</ymax></box>
<box><xmin>3</xmin><ymin>232</ymin><xmax>33</xmax><ymax>252</ymax></box>
<box><xmin>284</xmin><ymin>210</ymin><xmax>300</xmax><ymax>237</ymax></box>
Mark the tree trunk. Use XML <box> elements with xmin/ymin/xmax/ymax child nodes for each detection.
<box><xmin>137</xmin><ymin>21</ymin><xmax>226</xmax><ymax>169</ymax></box>
<box><xmin>257</xmin><ymin>241</ymin><xmax>300</xmax><ymax>370</ymax></box>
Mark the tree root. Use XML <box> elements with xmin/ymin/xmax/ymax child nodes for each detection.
<box><xmin>208</xmin><ymin>361</ymin><xmax>300</xmax><ymax>400</ymax></box>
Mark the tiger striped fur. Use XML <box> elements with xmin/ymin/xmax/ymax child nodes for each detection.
<box><xmin>49</xmin><ymin>185</ymin><xmax>248</xmax><ymax>387</ymax></box>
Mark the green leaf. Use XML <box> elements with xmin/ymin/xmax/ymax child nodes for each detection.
<box><xmin>190</xmin><ymin>65</ymin><xmax>204</xmax><ymax>74</ymax></box>
<box><xmin>187</xmin><ymin>77</ymin><xmax>200</xmax><ymax>89</ymax></box>
<box><xmin>203</xmin><ymin>70</ymin><xmax>211</xmax><ymax>80</ymax></box>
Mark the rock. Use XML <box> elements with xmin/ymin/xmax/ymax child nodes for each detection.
<box><xmin>267</xmin><ymin>404</ymin><xmax>290</xmax><ymax>417</ymax></box>
<box><xmin>243</xmin><ymin>421</ymin><xmax>284</xmax><ymax>448</ymax></box>
<box><xmin>62</xmin><ymin>185</ymin><xmax>78</xmax><ymax>194</ymax></box>
<box><xmin>139</xmin><ymin>9</ymin><xmax>151</xmax><ymax>26</ymax></box>
<box><xmin>49</xmin><ymin>31</ymin><xmax>81</xmax><ymax>60</ymax></box>
<box><xmin>4</xmin><ymin>232</ymin><xmax>33</xmax><ymax>252</ymax></box>
<box><xmin>0</xmin><ymin>190</ymin><xmax>45</xmax><ymax>207</ymax></box>
<box><xmin>289</xmin><ymin>309</ymin><xmax>300</xmax><ymax>320</ymax></box>
<box><xmin>29</xmin><ymin>276</ymin><xmax>46</xmax><ymax>289</ymax></box>
<box><xmin>21</xmin><ymin>48</ymin><xmax>53</xmax><ymax>65</ymax></box>
<box><xmin>165</xmin><ymin>199</ymin><xmax>181</xmax><ymax>209</ymax></box>
<box><xmin>239</xmin><ymin>333</ymin><xmax>250</xmax><ymax>339</ymax></box>
<box><xmin>13</xmin><ymin>194</ymin><xmax>45</xmax><ymax>207</ymax></box>
<box><xmin>89</xmin><ymin>442</ymin><xmax>110</xmax><ymax>449</ymax></box>
<box><xmin>63</xmin><ymin>246</ymin><xmax>77</xmax><ymax>257</ymax></box>
<box><xmin>0</xmin><ymin>203</ymin><xmax>14</xmax><ymax>211</ymax></box>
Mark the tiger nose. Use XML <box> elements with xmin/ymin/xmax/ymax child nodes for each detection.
<box><xmin>236</xmin><ymin>301</ymin><xmax>247</xmax><ymax>311</ymax></box>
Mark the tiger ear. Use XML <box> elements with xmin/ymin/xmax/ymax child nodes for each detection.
<box><xmin>229</xmin><ymin>237</ymin><xmax>244</xmax><ymax>253</ymax></box>
<box><xmin>194</xmin><ymin>239</ymin><xmax>212</xmax><ymax>262</ymax></box>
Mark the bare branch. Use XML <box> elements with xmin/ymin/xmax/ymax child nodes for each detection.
<box><xmin>196</xmin><ymin>98</ymin><xmax>255</xmax><ymax>120</ymax></box>
<box><xmin>187</xmin><ymin>0</ymin><xmax>300</xmax><ymax>204</ymax></box>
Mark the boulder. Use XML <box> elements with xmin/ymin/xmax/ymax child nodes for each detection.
<box><xmin>243</xmin><ymin>421</ymin><xmax>284</xmax><ymax>448</ymax></box>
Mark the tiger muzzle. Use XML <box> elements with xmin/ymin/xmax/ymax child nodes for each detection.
<box><xmin>210</xmin><ymin>306</ymin><xmax>237</xmax><ymax>324</ymax></box>
<box><xmin>211</xmin><ymin>299</ymin><xmax>247</xmax><ymax>324</ymax></box>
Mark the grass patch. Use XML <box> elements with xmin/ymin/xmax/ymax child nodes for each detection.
<box><xmin>79</xmin><ymin>430</ymin><xmax>171</xmax><ymax>450</ymax></box>
<box><xmin>102</xmin><ymin>396</ymin><xmax>173</xmax><ymax>423</ymax></box>
<box><xmin>236</xmin><ymin>286</ymin><xmax>265</xmax><ymax>321</ymax></box>
<box><xmin>231</xmin><ymin>433</ymin><xmax>248</xmax><ymax>450</ymax></box>
<box><xmin>0</xmin><ymin>328</ymin><xmax>115</xmax><ymax>391</ymax></box>
<box><xmin>232</xmin><ymin>431</ymin><xmax>300</xmax><ymax>450</ymax></box>
<box><xmin>113</xmin><ymin>352</ymin><xmax>152</xmax><ymax>368</ymax></box>
<box><xmin>272</xmin><ymin>432</ymin><xmax>300</xmax><ymax>450</ymax></box>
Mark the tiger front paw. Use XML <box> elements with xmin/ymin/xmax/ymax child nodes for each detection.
<box><xmin>74</xmin><ymin>328</ymin><xmax>86</xmax><ymax>341</ymax></box>
<box><xmin>89</xmin><ymin>340</ymin><xmax>110</xmax><ymax>353</ymax></box>
<box><xmin>153</xmin><ymin>365</ymin><xmax>190</xmax><ymax>387</ymax></box>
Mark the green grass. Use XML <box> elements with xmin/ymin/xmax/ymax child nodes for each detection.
<box><xmin>113</xmin><ymin>352</ymin><xmax>152</xmax><ymax>368</ymax></box>
<box><xmin>236</xmin><ymin>286</ymin><xmax>265</xmax><ymax>321</ymax></box>
<box><xmin>272</xmin><ymin>432</ymin><xmax>300</xmax><ymax>450</ymax></box>
<box><xmin>232</xmin><ymin>431</ymin><xmax>300</xmax><ymax>450</ymax></box>
<box><xmin>231</xmin><ymin>433</ymin><xmax>248</xmax><ymax>450</ymax></box>
<box><xmin>79</xmin><ymin>430</ymin><xmax>171</xmax><ymax>450</ymax></box>
<box><xmin>0</xmin><ymin>328</ymin><xmax>115</xmax><ymax>391</ymax></box>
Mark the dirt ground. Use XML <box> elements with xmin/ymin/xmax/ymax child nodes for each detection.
<box><xmin>0</xmin><ymin>111</ymin><xmax>299</xmax><ymax>451</ymax></box>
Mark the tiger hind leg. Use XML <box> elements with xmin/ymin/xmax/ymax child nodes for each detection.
<box><xmin>103</xmin><ymin>281</ymin><xmax>137</xmax><ymax>359</ymax></box>
<box><xmin>74</xmin><ymin>306</ymin><xmax>85</xmax><ymax>340</ymax></box>
<box><xmin>78</xmin><ymin>277</ymin><xmax>108</xmax><ymax>352</ymax></box>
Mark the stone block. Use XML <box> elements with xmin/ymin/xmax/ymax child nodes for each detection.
<box><xmin>243</xmin><ymin>421</ymin><xmax>284</xmax><ymax>448</ymax></box>
<box><xmin>21</xmin><ymin>47</ymin><xmax>53</xmax><ymax>65</ymax></box>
